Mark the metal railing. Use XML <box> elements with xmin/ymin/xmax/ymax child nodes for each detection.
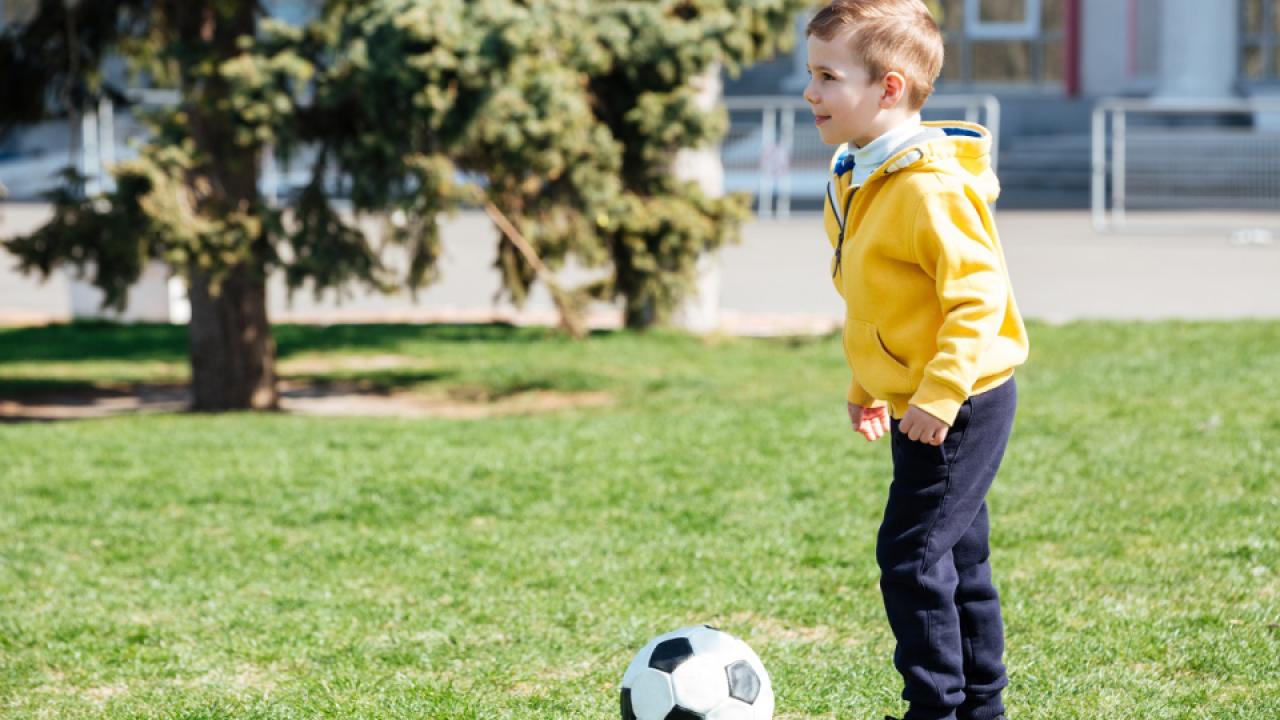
<box><xmin>1091</xmin><ymin>97</ymin><xmax>1280</xmax><ymax>238</ymax></box>
<box><xmin>721</xmin><ymin>94</ymin><xmax>1000</xmax><ymax>219</ymax></box>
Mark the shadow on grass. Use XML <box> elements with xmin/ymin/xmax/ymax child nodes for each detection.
<box><xmin>274</xmin><ymin>322</ymin><xmax>595</xmax><ymax>356</ymax></box>
<box><xmin>0</xmin><ymin>322</ymin><xmax>189</xmax><ymax>364</ymax></box>
<box><xmin>0</xmin><ymin>321</ymin><xmax>595</xmax><ymax>365</ymax></box>
<box><xmin>284</xmin><ymin>369</ymin><xmax>455</xmax><ymax>394</ymax></box>
<box><xmin>0</xmin><ymin>377</ymin><xmax>109</xmax><ymax>399</ymax></box>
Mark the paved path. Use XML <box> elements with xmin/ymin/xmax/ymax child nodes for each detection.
<box><xmin>2</xmin><ymin>203</ymin><xmax>1278</xmax><ymax>331</ymax></box>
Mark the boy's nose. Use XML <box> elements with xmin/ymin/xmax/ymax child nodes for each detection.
<box><xmin>803</xmin><ymin>82</ymin><xmax>820</xmax><ymax>106</ymax></box>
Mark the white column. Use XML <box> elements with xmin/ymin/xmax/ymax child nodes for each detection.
<box><xmin>1155</xmin><ymin>0</ymin><xmax>1238</xmax><ymax>100</ymax></box>
<box><xmin>1080</xmin><ymin>0</ymin><xmax>1129</xmax><ymax>96</ymax></box>
<box><xmin>672</xmin><ymin>64</ymin><xmax>726</xmax><ymax>334</ymax></box>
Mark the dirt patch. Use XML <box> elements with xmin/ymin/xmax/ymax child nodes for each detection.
<box><xmin>0</xmin><ymin>380</ymin><xmax>611</xmax><ymax>422</ymax></box>
<box><xmin>282</xmin><ymin>384</ymin><xmax>611</xmax><ymax>419</ymax></box>
<box><xmin>719</xmin><ymin>610</ymin><xmax>855</xmax><ymax>646</ymax></box>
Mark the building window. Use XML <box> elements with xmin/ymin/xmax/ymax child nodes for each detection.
<box><xmin>1242</xmin><ymin>0</ymin><xmax>1280</xmax><ymax>82</ymax></box>
<box><xmin>934</xmin><ymin>0</ymin><xmax>1064</xmax><ymax>87</ymax></box>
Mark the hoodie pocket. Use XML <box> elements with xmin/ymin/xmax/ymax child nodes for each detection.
<box><xmin>846</xmin><ymin>320</ymin><xmax>913</xmax><ymax>396</ymax></box>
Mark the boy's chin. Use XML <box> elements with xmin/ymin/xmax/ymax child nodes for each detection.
<box><xmin>817</xmin><ymin>130</ymin><xmax>851</xmax><ymax>147</ymax></box>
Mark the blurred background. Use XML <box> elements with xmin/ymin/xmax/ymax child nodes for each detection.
<box><xmin>2</xmin><ymin>0</ymin><xmax>1279</xmax><ymax>331</ymax></box>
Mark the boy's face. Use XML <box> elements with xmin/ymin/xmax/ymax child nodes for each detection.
<box><xmin>804</xmin><ymin>32</ymin><xmax>892</xmax><ymax>148</ymax></box>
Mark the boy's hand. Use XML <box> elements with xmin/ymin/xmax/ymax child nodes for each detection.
<box><xmin>847</xmin><ymin>403</ymin><xmax>889</xmax><ymax>442</ymax></box>
<box><xmin>900</xmin><ymin>406</ymin><xmax>950</xmax><ymax>446</ymax></box>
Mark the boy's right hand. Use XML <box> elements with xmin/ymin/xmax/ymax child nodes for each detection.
<box><xmin>847</xmin><ymin>402</ymin><xmax>890</xmax><ymax>442</ymax></box>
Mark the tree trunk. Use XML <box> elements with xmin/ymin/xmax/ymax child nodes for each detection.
<box><xmin>179</xmin><ymin>0</ymin><xmax>278</xmax><ymax>411</ymax></box>
<box><xmin>624</xmin><ymin>296</ymin><xmax>659</xmax><ymax>330</ymax></box>
<box><xmin>187</xmin><ymin>263</ymin><xmax>279</xmax><ymax>411</ymax></box>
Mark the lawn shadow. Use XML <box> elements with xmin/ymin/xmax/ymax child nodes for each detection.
<box><xmin>0</xmin><ymin>321</ymin><xmax>592</xmax><ymax>365</ymax></box>
<box><xmin>1</xmin><ymin>321</ymin><xmax>616</xmax><ymax>422</ymax></box>
<box><xmin>274</xmin><ymin>322</ymin><xmax>592</xmax><ymax>357</ymax></box>
<box><xmin>0</xmin><ymin>322</ymin><xmax>189</xmax><ymax>364</ymax></box>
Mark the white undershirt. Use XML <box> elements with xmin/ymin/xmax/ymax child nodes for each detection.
<box><xmin>850</xmin><ymin>114</ymin><xmax>923</xmax><ymax>187</ymax></box>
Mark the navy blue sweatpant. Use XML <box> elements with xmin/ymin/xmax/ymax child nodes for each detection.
<box><xmin>878</xmin><ymin>378</ymin><xmax>1017</xmax><ymax>720</ymax></box>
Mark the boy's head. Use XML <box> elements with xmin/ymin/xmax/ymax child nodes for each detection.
<box><xmin>804</xmin><ymin>0</ymin><xmax>944</xmax><ymax>146</ymax></box>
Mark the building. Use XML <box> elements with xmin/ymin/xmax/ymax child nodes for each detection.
<box><xmin>2</xmin><ymin>0</ymin><xmax>1276</xmax><ymax>208</ymax></box>
<box><xmin>729</xmin><ymin>0</ymin><xmax>1274</xmax><ymax>208</ymax></box>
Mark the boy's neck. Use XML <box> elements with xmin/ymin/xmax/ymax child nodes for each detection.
<box><xmin>854</xmin><ymin>109</ymin><xmax>917</xmax><ymax>149</ymax></box>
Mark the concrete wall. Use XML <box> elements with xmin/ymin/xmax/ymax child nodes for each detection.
<box><xmin>1079</xmin><ymin>0</ymin><xmax>1130</xmax><ymax>97</ymax></box>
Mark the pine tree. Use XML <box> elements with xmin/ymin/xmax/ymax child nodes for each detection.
<box><xmin>0</xmin><ymin>0</ymin><xmax>810</xmax><ymax>410</ymax></box>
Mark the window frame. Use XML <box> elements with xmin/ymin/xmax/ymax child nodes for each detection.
<box><xmin>939</xmin><ymin>0</ymin><xmax>1063</xmax><ymax>89</ymax></box>
<box><xmin>965</xmin><ymin>0</ymin><xmax>1042</xmax><ymax>41</ymax></box>
<box><xmin>1241</xmin><ymin>0</ymin><xmax>1280</xmax><ymax>84</ymax></box>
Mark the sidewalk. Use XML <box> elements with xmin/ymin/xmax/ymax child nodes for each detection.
<box><xmin>2</xmin><ymin>204</ymin><xmax>1279</xmax><ymax>331</ymax></box>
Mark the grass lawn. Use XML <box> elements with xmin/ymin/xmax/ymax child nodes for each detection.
<box><xmin>1</xmin><ymin>320</ymin><xmax>1278</xmax><ymax>719</ymax></box>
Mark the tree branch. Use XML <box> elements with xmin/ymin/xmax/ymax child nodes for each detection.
<box><xmin>483</xmin><ymin>201</ymin><xmax>588</xmax><ymax>339</ymax></box>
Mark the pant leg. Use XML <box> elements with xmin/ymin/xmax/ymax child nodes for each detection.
<box><xmin>953</xmin><ymin>380</ymin><xmax>1017</xmax><ymax>720</ymax></box>
<box><xmin>878</xmin><ymin>378</ymin><xmax>1016</xmax><ymax>720</ymax></box>
<box><xmin>954</xmin><ymin>503</ymin><xmax>1008</xmax><ymax>720</ymax></box>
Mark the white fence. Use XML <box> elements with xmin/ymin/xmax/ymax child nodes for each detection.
<box><xmin>1091</xmin><ymin>97</ymin><xmax>1280</xmax><ymax>239</ymax></box>
<box><xmin>8</xmin><ymin>91</ymin><xmax>1001</xmax><ymax>221</ymax></box>
<box><xmin>721</xmin><ymin>94</ymin><xmax>1000</xmax><ymax>219</ymax></box>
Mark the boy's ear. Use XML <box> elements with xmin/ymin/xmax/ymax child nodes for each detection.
<box><xmin>881</xmin><ymin>72</ymin><xmax>907</xmax><ymax>110</ymax></box>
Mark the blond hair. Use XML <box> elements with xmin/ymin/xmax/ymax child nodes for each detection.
<box><xmin>806</xmin><ymin>0</ymin><xmax>944</xmax><ymax>111</ymax></box>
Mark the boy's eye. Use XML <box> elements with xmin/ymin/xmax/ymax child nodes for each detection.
<box><xmin>823</xmin><ymin>73</ymin><xmax>835</xmax><ymax>81</ymax></box>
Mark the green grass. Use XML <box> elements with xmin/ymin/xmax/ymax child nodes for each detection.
<box><xmin>1</xmin><ymin>321</ymin><xmax>1278</xmax><ymax>719</ymax></box>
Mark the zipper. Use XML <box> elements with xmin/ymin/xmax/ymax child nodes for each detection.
<box><xmin>832</xmin><ymin>186</ymin><xmax>857</xmax><ymax>280</ymax></box>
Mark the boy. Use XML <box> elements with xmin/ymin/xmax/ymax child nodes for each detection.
<box><xmin>803</xmin><ymin>2</ymin><xmax>1030</xmax><ymax>720</ymax></box>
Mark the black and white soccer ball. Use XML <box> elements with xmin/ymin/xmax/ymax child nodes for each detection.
<box><xmin>620</xmin><ymin>625</ymin><xmax>774</xmax><ymax>720</ymax></box>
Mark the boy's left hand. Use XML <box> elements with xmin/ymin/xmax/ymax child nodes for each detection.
<box><xmin>900</xmin><ymin>406</ymin><xmax>950</xmax><ymax>446</ymax></box>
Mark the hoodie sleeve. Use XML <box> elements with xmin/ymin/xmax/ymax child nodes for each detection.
<box><xmin>908</xmin><ymin>183</ymin><xmax>1009</xmax><ymax>425</ymax></box>
<box><xmin>847</xmin><ymin>377</ymin><xmax>881</xmax><ymax>408</ymax></box>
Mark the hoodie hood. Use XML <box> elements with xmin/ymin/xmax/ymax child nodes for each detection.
<box><xmin>831</xmin><ymin>121</ymin><xmax>1000</xmax><ymax>204</ymax></box>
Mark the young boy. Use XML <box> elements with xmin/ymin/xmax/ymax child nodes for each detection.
<box><xmin>803</xmin><ymin>2</ymin><xmax>1030</xmax><ymax>720</ymax></box>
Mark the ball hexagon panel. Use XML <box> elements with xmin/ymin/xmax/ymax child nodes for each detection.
<box><xmin>725</xmin><ymin>660</ymin><xmax>761</xmax><ymax>703</ymax></box>
<box><xmin>705</xmin><ymin>698</ymin><xmax>756</xmax><ymax>720</ymax></box>
<box><xmin>630</xmin><ymin>668</ymin><xmax>676</xmax><ymax>720</ymax></box>
<box><xmin>624</xmin><ymin>626</ymin><xmax>704</xmax><ymax>689</ymax></box>
<box><xmin>687</xmin><ymin>627</ymin><xmax>769</xmax><ymax>682</ymax></box>
<box><xmin>686</xmin><ymin>626</ymin><xmax>741</xmax><ymax>661</ymax></box>
<box><xmin>669</xmin><ymin>656</ymin><xmax>730</xmax><ymax>713</ymax></box>
<box><xmin>649</xmin><ymin>637</ymin><xmax>696</xmax><ymax>674</ymax></box>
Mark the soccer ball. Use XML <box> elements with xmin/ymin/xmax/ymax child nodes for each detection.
<box><xmin>620</xmin><ymin>625</ymin><xmax>774</xmax><ymax>720</ymax></box>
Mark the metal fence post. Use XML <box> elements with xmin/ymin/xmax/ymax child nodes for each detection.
<box><xmin>1091</xmin><ymin>103</ymin><xmax>1108</xmax><ymax>231</ymax></box>
<box><xmin>757</xmin><ymin>106</ymin><xmax>776</xmax><ymax>219</ymax></box>
<box><xmin>1112</xmin><ymin>108</ymin><xmax>1126</xmax><ymax>228</ymax></box>
<box><xmin>777</xmin><ymin>106</ymin><xmax>795</xmax><ymax>220</ymax></box>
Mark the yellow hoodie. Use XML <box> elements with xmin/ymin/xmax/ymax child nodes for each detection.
<box><xmin>824</xmin><ymin>121</ymin><xmax>1028</xmax><ymax>425</ymax></box>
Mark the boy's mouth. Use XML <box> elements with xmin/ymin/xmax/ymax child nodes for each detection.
<box><xmin>814</xmin><ymin>115</ymin><xmax>831</xmax><ymax>126</ymax></box>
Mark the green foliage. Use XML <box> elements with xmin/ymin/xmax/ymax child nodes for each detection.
<box><xmin>1</xmin><ymin>0</ymin><xmax>809</xmax><ymax>326</ymax></box>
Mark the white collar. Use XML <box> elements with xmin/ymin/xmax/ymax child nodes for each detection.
<box><xmin>851</xmin><ymin>114</ymin><xmax>923</xmax><ymax>185</ymax></box>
